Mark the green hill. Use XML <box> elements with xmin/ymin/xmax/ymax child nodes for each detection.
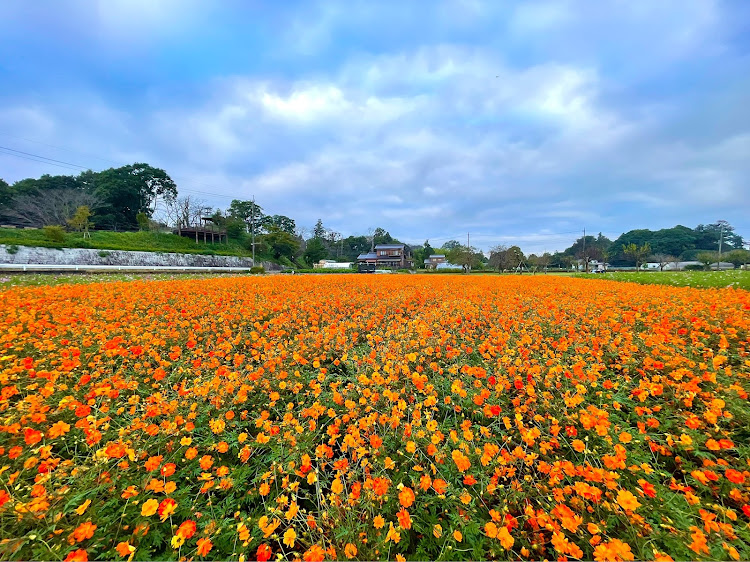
<box><xmin>0</xmin><ymin>227</ymin><xmax>250</xmax><ymax>257</ymax></box>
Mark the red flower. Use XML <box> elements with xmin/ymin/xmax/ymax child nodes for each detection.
<box><xmin>177</xmin><ymin>520</ymin><xmax>197</xmax><ymax>539</ymax></box>
<box><xmin>64</xmin><ymin>549</ymin><xmax>88</xmax><ymax>562</ymax></box>
<box><xmin>256</xmin><ymin>543</ymin><xmax>272</xmax><ymax>562</ymax></box>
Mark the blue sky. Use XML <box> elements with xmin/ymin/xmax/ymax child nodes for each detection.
<box><xmin>1</xmin><ymin>0</ymin><xmax>749</xmax><ymax>252</ymax></box>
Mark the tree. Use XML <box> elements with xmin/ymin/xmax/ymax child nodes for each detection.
<box><xmin>304</xmin><ymin>237</ymin><xmax>328</xmax><ymax>264</ymax></box>
<box><xmin>650</xmin><ymin>253</ymin><xmax>677</xmax><ymax>272</ymax></box>
<box><xmin>340</xmin><ymin>235</ymin><xmax>371</xmax><ymax>261</ymax></box>
<box><xmin>266</xmin><ymin>215</ymin><xmax>296</xmax><ymax>235</ymax></box>
<box><xmin>623</xmin><ymin>242</ymin><xmax>652</xmax><ymax>270</ymax></box>
<box><xmin>537</xmin><ymin>252</ymin><xmax>551</xmax><ymax>273</ymax></box>
<box><xmin>442</xmin><ymin>240</ymin><xmax>462</xmax><ymax>251</ymax></box>
<box><xmin>228</xmin><ymin>200</ymin><xmax>265</xmax><ymax>234</ymax></box>
<box><xmin>697</xmin><ymin>251</ymin><xmax>719</xmax><ymax>271</ymax></box>
<box><xmin>0</xmin><ymin>178</ymin><xmax>11</xmax><ymax>216</ymax></box>
<box><xmin>565</xmin><ymin>234</ymin><xmax>611</xmax><ymax>257</ymax></box>
<box><xmin>93</xmin><ymin>163</ymin><xmax>177</xmax><ymax>229</ymax></box>
<box><xmin>528</xmin><ymin>252</ymin><xmax>551</xmax><ymax>273</ymax></box>
<box><xmin>695</xmin><ymin>221</ymin><xmax>744</xmax><ymax>253</ymax></box>
<box><xmin>576</xmin><ymin>245</ymin><xmax>603</xmax><ymax>273</ymax></box>
<box><xmin>225</xmin><ymin>218</ymin><xmax>247</xmax><ymax>241</ymax></box>
<box><xmin>163</xmin><ymin>196</ymin><xmax>211</xmax><ymax>233</ymax></box>
<box><xmin>136</xmin><ymin>212</ymin><xmax>150</xmax><ymax>231</ymax></box>
<box><xmin>67</xmin><ymin>206</ymin><xmax>93</xmax><ymax>238</ymax></box>
<box><xmin>373</xmin><ymin>228</ymin><xmax>394</xmax><ymax>246</ymax></box>
<box><xmin>263</xmin><ymin>226</ymin><xmax>301</xmax><ymax>260</ymax></box>
<box><xmin>4</xmin><ymin>189</ymin><xmax>101</xmax><ymax>227</ymax></box>
<box><xmin>489</xmin><ymin>245</ymin><xmax>524</xmax><ymax>272</ymax></box>
<box><xmin>447</xmin><ymin>244</ymin><xmax>481</xmax><ymax>272</ymax></box>
<box><xmin>313</xmin><ymin>219</ymin><xmax>326</xmax><ymax>240</ymax></box>
<box><xmin>725</xmin><ymin>249</ymin><xmax>750</xmax><ymax>269</ymax></box>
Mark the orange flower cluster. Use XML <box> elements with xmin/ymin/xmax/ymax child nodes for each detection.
<box><xmin>0</xmin><ymin>274</ymin><xmax>749</xmax><ymax>560</ymax></box>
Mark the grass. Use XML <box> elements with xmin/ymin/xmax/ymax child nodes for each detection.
<box><xmin>0</xmin><ymin>272</ymin><xmax>256</xmax><ymax>289</ymax></box>
<box><xmin>0</xmin><ymin>227</ymin><xmax>251</xmax><ymax>257</ymax></box>
<box><xmin>576</xmin><ymin>269</ymin><xmax>750</xmax><ymax>289</ymax></box>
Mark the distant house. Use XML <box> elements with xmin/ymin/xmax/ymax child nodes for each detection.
<box><xmin>357</xmin><ymin>244</ymin><xmax>413</xmax><ymax>269</ymax></box>
<box><xmin>424</xmin><ymin>254</ymin><xmax>446</xmax><ymax>269</ymax></box>
<box><xmin>314</xmin><ymin>260</ymin><xmax>353</xmax><ymax>269</ymax></box>
<box><xmin>576</xmin><ymin>259</ymin><xmax>608</xmax><ymax>272</ymax></box>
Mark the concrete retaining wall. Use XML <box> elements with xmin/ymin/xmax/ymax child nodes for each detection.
<box><xmin>0</xmin><ymin>245</ymin><xmax>281</xmax><ymax>270</ymax></box>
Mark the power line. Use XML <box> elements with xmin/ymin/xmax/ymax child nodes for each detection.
<box><xmin>0</xmin><ymin>132</ymin><xmax>250</xmax><ymax>198</ymax></box>
<box><xmin>0</xmin><ymin>145</ymin><xmax>90</xmax><ymax>170</ymax></box>
<box><xmin>0</xmin><ymin>147</ymin><xmax>85</xmax><ymax>173</ymax></box>
<box><xmin>0</xmin><ymin>143</ymin><xmax>241</xmax><ymax>201</ymax></box>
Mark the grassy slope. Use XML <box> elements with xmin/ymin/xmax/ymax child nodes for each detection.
<box><xmin>576</xmin><ymin>269</ymin><xmax>750</xmax><ymax>289</ymax></box>
<box><xmin>0</xmin><ymin>227</ymin><xmax>250</xmax><ymax>257</ymax></box>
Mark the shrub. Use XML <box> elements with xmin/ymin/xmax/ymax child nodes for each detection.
<box><xmin>250</xmin><ymin>265</ymin><xmax>265</xmax><ymax>274</ymax></box>
<box><xmin>98</xmin><ymin>251</ymin><xmax>111</xmax><ymax>258</ymax></box>
<box><xmin>684</xmin><ymin>264</ymin><xmax>704</xmax><ymax>271</ymax></box>
<box><xmin>136</xmin><ymin>212</ymin><xmax>150</xmax><ymax>231</ymax></box>
<box><xmin>42</xmin><ymin>225</ymin><xmax>66</xmax><ymax>243</ymax></box>
<box><xmin>5</xmin><ymin>244</ymin><xmax>19</xmax><ymax>255</ymax></box>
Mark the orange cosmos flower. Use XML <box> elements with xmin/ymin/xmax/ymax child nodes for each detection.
<box><xmin>64</xmin><ymin>549</ymin><xmax>88</xmax><ymax>562</ymax></box>
<box><xmin>398</xmin><ymin>486</ymin><xmax>415</xmax><ymax>508</ymax></box>
<box><xmin>144</xmin><ymin>455</ymin><xmax>163</xmax><ymax>471</ymax></box>
<box><xmin>396</xmin><ymin>507</ymin><xmax>412</xmax><ymax>529</ymax></box>
<box><xmin>176</xmin><ymin>520</ymin><xmax>197</xmax><ymax>539</ymax></box>
<box><xmin>725</xmin><ymin>469</ymin><xmax>745</xmax><ymax>484</ymax></box>
<box><xmin>72</xmin><ymin>522</ymin><xmax>97</xmax><ymax>542</ymax></box>
<box><xmin>616</xmin><ymin>489</ymin><xmax>641</xmax><ymax>511</ymax></box>
<box><xmin>196</xmin><ymin>538</ymin><xmax>213</xmax><ymax>557</ymax></box>
<box><xmin>158</xmin><ymin>498</ymin><xmax>177</xmax><ymax>521</ymax></box>
<box><xmin>303</xmin><ymin>545</ymin><xmax>326</xmax><ymax>562</ymax></box>
<box><xmin>433</xmin><ymin>479</ymin><xmax>448</xmax><ymax>494</ymax></box>
<box><xmin>140</xmin><ymin>499</ymin><xmax>159</xmax><ymax>517</ymax></box>
<box><xmin>451</xmin><ymin>450</ymin><xmax>471</xmax><ymax>472</ymax></box>
<box><xmin>115</xmin><ymin>542</ymin><xmax>134</xmax><ymax>557</ymax></box>
<box><xmin>256</xmin><ymin>544</ymin><xmax>273</xmax><ymax>562</ymax></box>
<box><xmin>372</xmin><ymin>477</ymin><xmax>389</xmax><ymax>497</ymax></box>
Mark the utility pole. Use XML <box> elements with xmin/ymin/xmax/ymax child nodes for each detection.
<box><xmin>582</xmin><ymin>228</ymin><xmax>586</xmax><ymax>272</ymax></box>
<box><xmin>251</xmin><ymin>195</ymin><xmax>256</xmax><ymax>266</ymax></box>
<box><xmin>467</xmin><ymin>232</ymin><xmax>471</xmax><ymax>273</ymax></box>
<box><xmin>718</xmin><ymin>223</ymin><xmax>724</xmax><ymax>259</ymax></box>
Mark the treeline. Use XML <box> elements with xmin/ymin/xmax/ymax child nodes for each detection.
<box><xmin>0</xmin><ymin>167</ymin><xmax>409</xmax><ymax>268</ymax></box>
<box><xmin>1</xmin><ymin>167</ymin><xmax>747</xmax><ymax>269</ymax></box>
<box><xmin>0</xmin><ymin>164</ymin><xmax>176</xmax><ymax>231</ymax></box>
<box><xmin>552</xmin><ymin>222</ymin><xmax>748</xmax><ymax>269</ymax></box>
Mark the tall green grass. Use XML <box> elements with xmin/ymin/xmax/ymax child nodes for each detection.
<box><xmin>576</xmin><ymin>270</ymin><xmax>750</xmax><ymax>290</ymax></box>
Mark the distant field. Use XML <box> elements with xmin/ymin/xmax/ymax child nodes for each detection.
<box><xmin>577</xmin><ymin>269</ymin><xmax>750</xmax><ymax>290</ymax></box>
<box><xmin>0</xmin><ymin>227</ymin><xmax>249</xmax><ymax>257</ymax></box>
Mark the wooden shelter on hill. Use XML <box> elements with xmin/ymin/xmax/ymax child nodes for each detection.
<box><xmin>175</xmin><ymin>216</ymin><xmax>228</xmax><ymax>244</ymax></box>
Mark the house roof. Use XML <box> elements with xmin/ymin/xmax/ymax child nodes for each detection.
<box><xmin>374</xmin><ymin>244</ymin><xmax>405</xmax><ymax>249</ymax></box>
<box><xmin>428</xmin><ymin>254</ymin><xmax>446</xmax><ymax>258</ymax></box>
<box><xmin>357</xmin><ymin>252</ymin><xmax>377</xmax><ymax>260</ymax></box>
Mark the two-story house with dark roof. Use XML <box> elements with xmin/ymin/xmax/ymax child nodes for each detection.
<box><xmin>357</xmin><ymin>244</ymin><xmax>413</xmax><ymax>269</ymax></box>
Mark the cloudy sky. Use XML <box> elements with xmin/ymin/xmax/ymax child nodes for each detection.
<box><xmin>1</xmin><ymin>1</ymin><xmax>749</xmax><ymax>252</ymax></box>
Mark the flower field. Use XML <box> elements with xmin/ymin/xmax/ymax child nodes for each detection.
<box><xmin>1</xmin><ymin>275</ymin><xmax>749</xmax><ymax>561</ymax></box>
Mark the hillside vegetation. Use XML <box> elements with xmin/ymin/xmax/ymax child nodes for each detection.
<box><xmin>0</xmin><ymin>228</ymin><xmax>249</xmax><ymax>257</ymax></box>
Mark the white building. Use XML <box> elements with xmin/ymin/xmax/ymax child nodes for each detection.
<box><xmin>314</xmin><ymin>260</ymin><xmax>353</xmax><ymax>269</ymax></box>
